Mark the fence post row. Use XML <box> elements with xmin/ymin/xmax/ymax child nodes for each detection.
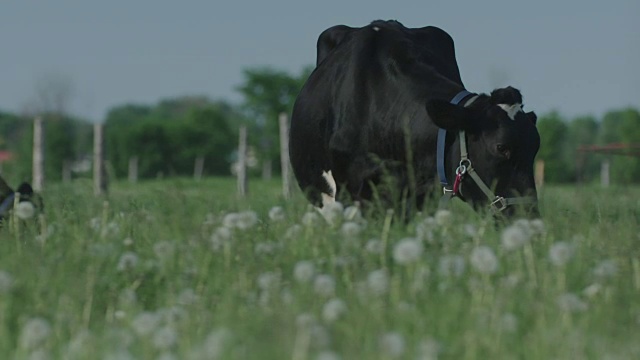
<box><xmin>32</xmin><ymin>117</ymin><xmax>44</xmax><ymax>192</ymax></box>
<box><xmin>93</xmin><ymin>123</ymin><xmax>108</xmax><ymax>196</ymax></box>
<box><xmin>237</xmin><ymin>126</ymin><xmax>248</xmax><ymax>198</ymax></box>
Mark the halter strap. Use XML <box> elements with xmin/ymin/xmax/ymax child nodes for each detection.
<box><xmin>437</xmin><ymin>90</ymin><xmax>475</xmax><ymax>186</ymax></box>
<box><xmin>0</xmin><ymin>192</ymin><xmax>15</xmax><ymax>215</ymax></box>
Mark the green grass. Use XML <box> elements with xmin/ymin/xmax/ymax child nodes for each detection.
<box><xmin>1</xmin><ymin>178</ymin><xmax>639</xmax><ymax>359</ymax></box>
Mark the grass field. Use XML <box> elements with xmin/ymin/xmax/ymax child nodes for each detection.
<box><xmin>1</xmin><ymin>178</ymin><xmax>639</xmax><ymax>359</ymax></box>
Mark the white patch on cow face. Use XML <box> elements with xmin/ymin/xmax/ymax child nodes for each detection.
<box><xmin>321</xmin><ymin>170</ymin><xmax>337</xmax><ymax>207</ymax></box>
<box><xmin>373</xmin><ymin>26</ymin><xmax>380</xmax><ymax>32</ymax></box>
<box><xmin>498</xmin><ymin>103</ymin><xmax>523</xmax><ymax>120</ymax></box>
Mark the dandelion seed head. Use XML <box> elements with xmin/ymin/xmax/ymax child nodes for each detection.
<box><xmin>122</xmin><ymin>237</ymin><xmax>134</xmax><ymax>247</ymax></box>
<box><xmin>153</xmin><ymin>241</ymin><xmax>175</xmax><ymax>262</ymax></box>
<box><xmin>470</xmin><ymin>246</ymin><xmax>499</xmax><ymax>274</ymax></box>
<box><xmin>268</xmin><ymin>206</ymin><xmax>286</xmax><ymax>222</ymax></box>
<box><xmin>593</xmin><ymin>259</ymin><xmax>618</xmax><ymax>279</ymax></box>
<box><xmin>365</xmin><ymin>239</ymin><xmax>383</xmax><ymax>254</ymax></box>
<box><xmin>257</xmin><ymin>272</ymin><xmax>281</xmax><ymax>291</ymax></box>
<box><xmin>434</xmin><ymin>210</ymin><xmax>452</xmax><ymax>227</ymax></box>
<box><xmin>501</xmin><ymin>313</ymin><xmax>518</xmax><ymax>333</ymax></box>
<box><xmin>367</xmin><ymin>269</ymin><xmax>390</xmax><ymax>296</ymax></box>
<box><xmin>0</xmin><ymin>270</ymin><xmax>14</xmax><ymax>294</ymax></box>
<box><xmin>314</xmin><ymin>274</ymin><xmax>336</xmax><ymax>297</ymax></box>
<box><xmin>19</xmin><ymin>317</ymin><xmax>52</xmax><ymax>350</ymax></box>
<box><xmin>177</xmin><ymin>288</ymin><xmax>198</xmax><ymax>306</ymax></box>
<box><xmin>255</xmin><ymin>241</ymin><xmax>280</xmax><ymax>255</ymax></box>
<box><xmin>380</xmin><ymin>332</ymin><xmax>405</xmax><ymax>358</ymax></box>
<box><xmin>501</xmin><ymin>224</ymin><xmax>530</xmax><ymax>251</ymax></box>
<box><xmin>222</xmin><ymin>213</ymin><xmax>240</xmax><ymax>228</ymax></box>
<box><xmin>392</xmin><ymin>238</ymin><xmax>423</xmax><ymax>265</ymax></box>
<box><xmin>416</xmin><ymin>217</ymin><xmax>437</xmax><ymax>242</ymax></box>
<box><xmin>549</xmin><ymin>242</ymin><xmax>575</xmax><ymax>267</ymax></box>
<box><xmin>343</xmin><ymin>205</ymin><xmax>362</xmax><ymax>222</ymax></box>
<box><xmin>463</xmin><ymin>223</ymin><xmax>478</xmax><ymax>238</ymax></box>
<box><xmin>557</xmin><ymin>293</ymin><xmax>588</xmax><ymax>313</ymax></box>
<box><xmin>284</xmin><ymin>224</ymin><xmax>303</xmax><ymax>240</ymax></box>
<box><xmin>15</xmin><ymin>201</ymin><xmax>36</xmax><ymax>219</ymax></box>
<box><xmin>117</xmin><ymin>252</ymin><xmax>139</xmax><ymax>272</ymax></box>
<box><xmin>582</xmin><ymin>283</ymin><xmax>602</xmax><ymax>298</ymax></box>
<box><xmin>319</xmin><ymin>201</ymin><xmax>344</xmax><ymax>226</ymax></box>
<box><xmin>131</xmin><ymin>311</ymin><xmax>161</xmax><ymax>336</ymax></box>
<box><xmin>294</xmin><ymin>261</ymin><xmax>316</xmax><ymax>283</ymax></box>
<box><xmin>236</xmin><ymin>211</ymin><xmax>259</xmax><ymax>230</ymax></box>
<box><xmin>302</xmin><ymin>211</ymin><xmax>323</xmax><ymax>227</ymax></box>
<box><xmin>152</xmin><ymin>326</ymin><xmax>178</xmax><ymax>350</ymax></box>
<box><xmin>316</xmin><ymin>351</ymin><xmax>341</xmax><ymax>360</ymax></box>
<box><xmin>340</xmin><ymin>221</ymin><xmax>363</xmax><ymax>239</ymax></box>
<box><xmin>202</xmin><ymin>328</ymin><xmax>232</xmax><ymax>358</ymax></box>
<box><xmin>322</xmin><ymin>298</ymin><xmax>347</xmax><ymax>323</ymax></box>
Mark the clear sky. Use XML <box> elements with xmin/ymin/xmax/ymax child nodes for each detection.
<box><xmin>1</xmin><ymin>0</ymin><xmax>638</xmax><ymax>122</ymax></box>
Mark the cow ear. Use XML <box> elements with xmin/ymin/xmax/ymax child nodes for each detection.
<box><xmin>426</xmin><ymin>99</ymin><xmax>472</xmax><ymax>131</ymax></box>
<box><xmin>526</xmin><ymin>112</ymin><xmax>537</xmax><ymax>125</ymax></box>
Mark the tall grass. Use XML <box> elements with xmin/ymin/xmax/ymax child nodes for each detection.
<box><xmin>0</xmin><ymin>178</ymin><xmax>638</xmax><ymax>359</ymax></box>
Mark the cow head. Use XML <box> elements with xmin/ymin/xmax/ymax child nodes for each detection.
<box><xmin>0</xmin><ymin>179</ymin><xmax>43</xmax><ymax>224</ymax></box>
<box><xmin>426</xmin><ymin>86</ymin><xmax>540</xmax><ymax>217</ymax></box>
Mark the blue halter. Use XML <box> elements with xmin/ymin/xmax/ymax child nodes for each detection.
<box><xmin>436</xmin><ymin>90</ymin><xmax>474</xmax><ymax>186</ymax></box>
<box><xmin>0</xmin><ymin>192</ymin><xmax>15</xmax><ymax>215</ymax></box>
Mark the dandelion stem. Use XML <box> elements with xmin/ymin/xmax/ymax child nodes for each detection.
<box><xmin>380</xmin><ymin>209</ymin><xmax>394</xmax><ymax>268</ymax></box>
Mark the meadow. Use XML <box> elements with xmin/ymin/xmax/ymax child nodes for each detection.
<box><xmin>0</xmin><ymin>178</ymin><xmax>639</xmax><ymax>359</ymax></box>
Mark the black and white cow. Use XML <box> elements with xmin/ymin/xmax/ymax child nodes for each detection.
<box><xmin>290</xmin><ymin>20</ymin><xmax>540</xmax><ymax>217</ymax></box>
<box><xmin>0</xmin><ymin>176</ymin><xmax>42</xmax><ymax>224</ymax></box>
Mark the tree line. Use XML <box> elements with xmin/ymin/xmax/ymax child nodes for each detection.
<box><xmin>0</xmin><ymin>67</ymin><xmax>638</xmax><ymax>185</ymax></box>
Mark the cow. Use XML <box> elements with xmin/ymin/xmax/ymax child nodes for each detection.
<box><xmin>0</xmin><ymin>176</ymin><xmax>42</xmax><ymax>225</ymax></box>
<box><xmin>289</xmin><ymin>20</ymin><xmax>540</xmax><ymax>218</ymax></box>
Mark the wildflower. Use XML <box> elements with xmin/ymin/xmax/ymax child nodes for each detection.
<box><xmin>322</xmin><ymin>298</ymin><xmax>347</xmax><ymax>323</ymax></box>
<box><xmin>152</xmin><ymin>326</ymin><xmax>178</xmax><ymax>350</ymax></box>
<box><xmin>27</xmin><ymin>349</ymin><xmax>51</xmax><ymax>360</ymax></box>
<box><xmin>501</xmin><ymin>224</ymin><xmax>530</xmax><ymax>251</ymax></box>
<box><xmin>302</xmin><ymin>211</ymin><xmax>323</xmax><ymax>227</ymax></box>
<box><xmin>470</xmin><ymin>246</ymin><xmax>499</xmax><ymax>274</ymax></box>
<box><xmin>222</xmin><ymin>213</ymin><xmax>240</xmax><ymax>228</ymax></box>
<box><xmin>210</xmin><ymin>227</ymin><xmax>232</xmax><ymax>252</ymax></box>
<box><xmin>122</xmin><ymin>237</ymin><xmax>134</xmax><ymax>247</ymax></box>
<box><xmin>117</xmin><ymin>252</ymin><xmax>139</xmax><ymax>272</ymax></box>
<box><xmin>255</xmin><ymin>241</ymin><xmax>279</xmax><ymax>255</ymax></box>
<box><xmin>367</xmin><ymin>269</ymin><xmax>390</xmax><ymax>296</ymax></box>
<box><xmin>556</xmin><ymin>293</ymin><xmax>588</xmax><ymax>313</ymax></box>
<box><xmin>415</xmin><ymin>217</ymin><xmax>437</xmax><ymax>242</ymax></box>
<box><xmin>528</xmin><ymin>218</ymin><xmax>546</xmax><ymax>236</ymax></box>
<box><xmin>416</xmin><ymin>337</ymin><xmax>441</xmax><ymax>360</ymax></box>
<box><xmin>343</xmin><ymin>205</ymin><xmax>362</xmax><ymax>221</ymax></box>
<box><xmin>548</xmin><ymin>242</ymin><xmax>575</xmax><ymax>267</ymax></box>
<box><xmin>236</xmin><ymin>211</ymin><xmax>259</xmax><ymax>230</ymax></box>
<box><xmin>393</xmin><ymin>238</ymin><xmax>423</xmax><ymax>265</ymax></box>
<box><xmin>463</xmin><ymin>223</ymin><xmax>478</xmax><ymax>238</ymax></box>
<box><xmin>501</xmin><ymin>313</ymin><xmax>518</xmax><ymax>333</ymax></box>
<box><xmin>314</xmin><ymin>275</ymin><xmax>336</xmax><ymax>297</ymax></box>
<box><xmin>294</xmin><ymin>261</ymin><xmax>316</xmax><ymax>283</ymax></box>
<box><xmin>341</xmin><ymin>221</ymin><xmax>363</xmax><ymax>239</ymax></box>
<box><xmin>365</xmin><ymin>239</ymin><xmax>383</xmax><ymax>254</ymax></box>
<box><xmin>593</xmin><ymin>259</ymin><xmax>618</xmax><ymax>279</ymax></box>
<box><xmin>257</xmin><ymin>272</ymin><xmax>281</xmax><ymax>291</ymax></box>
<box><xmin>438</xmin><ymin>255</ymin><xmax>465</xmax><ymax>277</ymax></box>
<box><xmin>201</xmin><ymin>328</ymin><xmax>232</xmax><ymax>358</ymax></box>
<box><xmin>284</xmin><ymin>224</ymin><xmax>303</xmax><ymax>240</ymax></box>
<box><xmin>268</xmin><ymin>206</ymin><xmax>286</xmax><ymax>222</ymax></box>
<box><xmin>178</xmin><ymin>288</ymin><xmax>198</xmax><ymax>306</ymax></box>
<box><xmin>380</xmin><ymin>332</ymin><xmax>405</xmax><ymax>358</ymax></box>
<box><xmin>14</xmin><ymin>201</ymin><xmax>36</xmax><ymax>219</ymax></box>
<box><xmin>153</xmin><ymin>241</ymin><xmax>175</xmax><ymax>262</ymax></box>
<box><xmin>0</xmin><ymin>270</ymin><xmax>14</xmax><ymax>294</ymax></box>
<box><xmin>582</xmin><ymin>283</ymin><xmax>602</xmax><ymax>298</ymax></box>
<box><xmin>131</xmin><ymin>311</ymin><xmax>161</xmax><ymax>336</ymax></box>
<box><xmin>102</xmin><ymin>221</ymin><xmax>121</xmax><ymax>237</ymax></box>
<box><xmin>434</xmin><ymin>210</ymin><xmax>452</xmax><ymax>227</ymax></box>
<box><xmin>19</xmin><ymin>317</ymin><xmax>52</xmax><ymax>350</ymax></box>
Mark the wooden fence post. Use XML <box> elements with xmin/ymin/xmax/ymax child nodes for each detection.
<box><xmin>601</xmin><ymin>159</ymin><xmax>610</xmax><ymax>187</ymax></box>
<box><xmin>237</xmin><ymin>126</ymin><xmax>248</xmax><ymax>198</ymax></box>
<box><xmin>93</xmin><ymin>123</ymin><xmax>107</xmax><ymax>196</ymax></box>
<box><xmin>279</xmin><ymin>113</ymin><xmax>292</xmax><ymax>199</ymax></box>
<box><xmin>194</xmin><ymin>155</ymin><xmax>205</xmax><ymax>181</ymax></box>
<box><xmin>128</xmin><ymin>156</ymin><xmax>138</xmax><ymax>183</ymax></box>
<box><xmin>62</xmin><ymin>160</ymin><xmax>72</xmax><ymax>183</ymax></box>
<box><xmin>32</xmin><ymin>116</ymin><xmax>44</xmax><ymax>191</ymax></box>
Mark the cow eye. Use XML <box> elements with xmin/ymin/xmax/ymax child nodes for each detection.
<box><xmin>496</xmin><ymin>144</ymin><xmax>511</xmax><ymax>159</ymax></box>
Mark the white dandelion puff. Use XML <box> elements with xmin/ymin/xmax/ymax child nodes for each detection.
<box><xmin>0</xmin><ymin>270</ymin><xmax>14</xmax><ymax>294</ymax></box>
<box><xmin>549</xmin><ymin>242</ymin><xmax>575</xmax><ymax>267</ymax></box>
<box><xmin>257</xmin><ymin>272</ymin><xmax>281</xmax><ymax>291</ymax></box>
<box><xmin>582</xmin><ymin>283</ymin><xmax>602</xmax><ymax>298</ymax></box>
<box><xmin>501</xmin><ymin>224</ymin><xmax>530</xmax><ymax>251</ymax></box>
<box><xmin>380</xmin><ymin>332</ymin><xmax>405</xmax><ymax>358</ymax></box>
<box><xmin>314</xmin><ymin>275</ymin><xmax>336</xmax><ymax>297</ymax></box>
<box><xmin>284</xmin><ymin>224</ymin><xmax>303</xmax><ymax>240</ymax></box>
<box><xmin>318</xmin><ymin>201</ymin><xmax>344</xmax><ymax>225</ymax></box>
<box><xmin>15</xmin><ymin>201</ymin><xmax>36</xmax><ymax>219</ymax></box>
<box><xmin>528</xmin><ymin>218</ymin><xmax>546</xmax><ymax>236</ymax></box>
<box><xmin>316</xmin><ymin>351</ymin><xmax>341</xmax><ymax>360</ymax></box>
<box><xmin>322</xmin><ymin>298</ymin><xmax>347</xmax><ymax>323</ymax></box>
<box><xmin>365</xmin><ymin>239</ymin><xmax>383</xmax><ymax>254</ymax></box>
<box><xmin>153</xmin><ymin>241</ymin><xmax>175</xmax><ymax>263</ymax></box>
<box><xmin>434</xmin><ymin>210</ymin><xmax>452</xmax><ymax>227</ymax></box>
<box><xmin>122</xmin><ymin>237</ymin><xmax>134</xmax><ymax>247</ymax></box>
<box><xmin>178</xmin><ymin>288</ymin><xmax>198</xmax><ymax>306</ymax></box>
<box><xmin>501</xmin><ymin>313</ymin><xmax>518</xmax><ymax>333</ymax></box>
<box><xmin>117</xmin><ymin>252</ymin><xmax>139</xmax><ymax>272</ymax></box>
<box><xmin>367</xmin><ymin>269</ymin><xmax>390</xmax><ymax>296</ymax></box>
<box><xmin>463</xmin><ymin>223</ymin><xmax>478</xmax><ymax>238</ymax></box>
<box><xmin>415</xmin><ymin>217</ymin><xmax>437</xmax><ymax>242</ymax></box>
<box><xmin>392</xmin><ymin>238</ymin><xmax>424</xmax><ymax>265</ymax></box>
<box><xmin>268</xmin><ymin>206</ymin><xmax>286</xmax><ymax>222</ymax></box>
<box><xmin>302</xmin><ymin>211</ymin><xmax>323</xmax><ymax>227</ymax></box>
<box><xmin>343</xmin><ymin>205</ymin><xmax>362</xmax><ymax>221</ymax></box>
<box><xmin>236</xmin><ymin>211</ymin><xmax>259</xmax><ymax>230</ymax></box>
<box><xmin>416</xmin><ymin>337</ymin><xmax>441</xmax><ymax>360</ymax></box>
<box><xmin>341</xmin><ymin>221</ymin><xmax>363</xmax><ymax>239</ymax></box>
<box><xmin>593</xmin><ymin>259</ymin><xmax>618</xmax><ymax>279</ymax></box>
<box><xmin>152</xmin><ymin>326</ymin><xmax>178</xmax><ymax>350</ymax></box>
<box><xmin>470</xmin><ymin>246</ymin><xmax>499</xmax><ymax>274</ymax></box>
<box><xmin>131</xmin><ymin>311</ymin><xmax>161</xmax><ymax>336</ymax></box>
<box><xmin>222</xmin><ymin>213</ymin><xmax>240</xmax><ymax>228</ymax></box>
<box><xmin>294</xmin><ymin>261</ymin><xmax>316</xmax><ymax>283</ymax></box>
<box><xmin>556</xmin><ymin>293</ymin><xmax>588</xmax><ymax>313</ymax></box>
<box><xmin>19</xmin><ymin>317</ymin><xmax>52</xmax><ymax>350</ymax></box>
<box><xmin>201</xmin><ymin>328</ymin><xmax>232</xmax><ymax>358</ymax></box>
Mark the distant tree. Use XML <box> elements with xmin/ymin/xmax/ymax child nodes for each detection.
<box><xmin>599</xmin><ymin>108</ymin><xmax>640</xmax><ymax>183</ymax></box>
<box><xmin>237</xmin><ymin>66</ymin><xmax>312</xmax><ymax>179</ymax></box>
<box><xmin>537</xmin><ymin>111</ymin><xmax>571</xmax><ymax>183</ymax></box>
<box><xmin>567</xmin><ymin>116</ymin><xmax>599</xmax><ymax>182</ymax></box>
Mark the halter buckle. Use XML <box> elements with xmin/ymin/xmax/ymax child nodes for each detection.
<box><xmin>490</xmin><ymin>197</ymin><xmax>508</xmax><ymax>213</ymax></box>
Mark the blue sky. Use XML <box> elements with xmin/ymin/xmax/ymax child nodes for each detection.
<box><xmin>1</xmin><ymin>0</ymin><xmax>638</xmax><ymax>122</ymax></box>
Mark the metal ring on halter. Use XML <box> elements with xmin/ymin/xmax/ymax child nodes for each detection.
<box><xmin>459</xmin><ymin>159</ymin><xmax>471</xmax><ymax>169</ymax></box>
<box><xmin>455</xmin><ymin>164</ymin><xmax>467</xmax><ymax>175</ymax></box>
